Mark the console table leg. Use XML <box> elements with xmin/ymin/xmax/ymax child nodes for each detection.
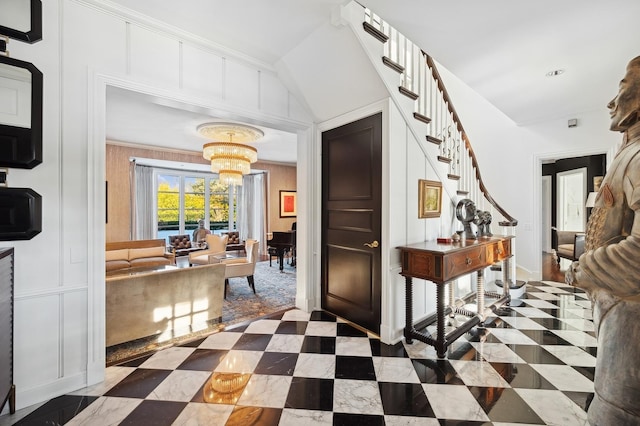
<box><xmin>404</xmin><ymin>276</ymin><xmax>413</xmax><ymax>344</ymax></box>
<box><xmin>477</xmin><ymin>269</ymin><xmax>485</xmax><ymax>322</ymax></box>
<box><xmin>436</xmin><ymin>283</ymin><xmax>446</xmax><ymax>358</ymax></box>
<box><xmin>448</xmin><ymin>280</ymin><xmax>456</xmax><ymax>318</ymax></box>
<box><xmin>502</xmin><ymin>257</ymin><xmax>511</xmax><ymax>299</ymax></box>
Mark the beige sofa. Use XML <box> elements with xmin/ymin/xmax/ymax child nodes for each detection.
<box><xmin>106</xmin><ymin>263</ymin><xmax>226</xmax><ymax>346</ymax></box>
<box><xmin>105</xmin><ymin>239</ymin><xmax>174</xmax><ymax>272</ymax></box>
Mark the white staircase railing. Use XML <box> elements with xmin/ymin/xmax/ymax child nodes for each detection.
<box><xmin>364</xmin><ymin>8</ymin><xmax>518</xmax><ymax>231</ymax></box>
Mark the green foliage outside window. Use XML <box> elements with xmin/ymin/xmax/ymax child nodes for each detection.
<box><xmin>157</xmin><ymin>174</ymin><xmax>233</xmax><ymax>232</ymax></box>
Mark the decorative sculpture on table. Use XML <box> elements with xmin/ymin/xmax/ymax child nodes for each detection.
<box><xmin>566</xmin><ymin>55</ymin><xmax>640</xmax><ymax>426</ymax></box>
<box><xmin>455</xmin><ymin>198</ymin><xmax>477</xmax><ymax>240</ymax></box>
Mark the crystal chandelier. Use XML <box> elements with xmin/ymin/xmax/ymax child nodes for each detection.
<box><xmin>198</xmin><ymin>123</ymin><xmax>264</xmax><ymax>186</ymax></box>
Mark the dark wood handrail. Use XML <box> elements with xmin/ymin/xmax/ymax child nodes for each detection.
<box><xmin>424</xmin><ymin>53</ymin><xmax>517</xmax><ymax>226</ymax></box>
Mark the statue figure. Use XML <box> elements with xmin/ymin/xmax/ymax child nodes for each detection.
<box><xmin>566</xmin><ymin>55</ymin><xmax>640</xmax><ymax>425</ymax></box>
<box><xmin>192</xmin><ymin>219</ymin><xmax>211</xmax><ymax>245</ymax></box>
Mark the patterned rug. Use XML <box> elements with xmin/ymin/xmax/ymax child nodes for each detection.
<box><xmin>106</xmin><ymin>260</ymin><xmax>296</xmax><ymax>365</ymax></box>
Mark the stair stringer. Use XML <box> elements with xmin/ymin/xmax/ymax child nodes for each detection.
<box><xmin>338</xmin><ymin>2</ymin><xmax>459</xmax><ymax>208</ymax></box>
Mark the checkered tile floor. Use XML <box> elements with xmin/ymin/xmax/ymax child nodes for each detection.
<box><xmin>7</xmin><ymin>280</ymin><xmax>594</xmax><ymax>425</ymax></box>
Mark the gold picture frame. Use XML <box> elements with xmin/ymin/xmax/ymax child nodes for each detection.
<box><xmin>279</xmin><ymin>190</ymin><xmax>297</xmax><ymax>217</ymax></box>
<box><xmin>418</xmin><ymin>179</ymin><xmax>442</xmax><ymax>218</ymax></box>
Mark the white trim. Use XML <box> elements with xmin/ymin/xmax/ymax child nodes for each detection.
<box><xmin>89</xmin><ymin>71</ymin><xmax>313</xmax><ymax>385</ymax></box>
<box><xmin>70</xmin><ymin>0</ymin><xmax>276</xmax><ymax>72</ymax></box>
<box><xmin>531</xmin><ymin>147</ymin><xmax>607</xmax><ymax>280</ymax></box>
<box><xmin>316</xmin><ymin>99</ymin><xmax>393</xmax><ymax>343</ymax></box>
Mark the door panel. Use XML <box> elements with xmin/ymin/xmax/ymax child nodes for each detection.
<box><xmin>321</xmin><ymin>112</ymin><xmax>381</xmax><ymax>333</ymax></box>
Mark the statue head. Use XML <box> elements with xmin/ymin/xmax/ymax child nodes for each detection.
<box><xmin>608</xmin><ymin>56</ymin><xmax>640</xmax><ymax>132</ymax></box>
<box><xmin>198</xmin><ymin>219</ymin><xmax>205</xmax><ymax>228</ymax></box>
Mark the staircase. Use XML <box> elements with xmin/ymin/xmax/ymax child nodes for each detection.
<box><xmin>362</xmin><ymin>8</ymin><xmax>517</xmax><ymax>231</ymax></box>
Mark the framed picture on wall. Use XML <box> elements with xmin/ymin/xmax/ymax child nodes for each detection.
<box><xmin>418</xmin><ymin>179</ymin><xmax>442</xmax><ymax>218</ymax></box>
<box><xmin>280</xmin><ymin>190</ymin><xmax>297</xmax><ymax>217</ymax></box>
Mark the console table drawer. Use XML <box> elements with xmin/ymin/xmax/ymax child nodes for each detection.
<box><xmin>401</xmin><ymin>251</ymin><xmax>442</xmax><ymax>282</ymax></box>
<box><xmin>486</xmin><ymin>239</ymin><xmax>511</xmax><ymax>264</ymax></box>
<box><xmin>444</xmin><ymin>246</ymin><xmax>485</xmax><ymax>281</ymax></box>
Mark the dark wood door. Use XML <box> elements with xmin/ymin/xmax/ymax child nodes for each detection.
<box><xmin>321</xmin><ymin>113</ymin><xmax>382</xmax><ymax>333</ymax></box>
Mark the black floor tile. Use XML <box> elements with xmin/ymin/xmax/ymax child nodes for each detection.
<box><xmin>563</xmin><ymin>391</ymin><xmax>595</xmax><ymax>412</ymax></box>
<box><xmin>369</xmin><ymin>339</ymin><xmax>408</xmax><ymax>357</ymax></box>
<box><xmin>14</xmin><ymin>395</ymin><xmax>98</xmax><ymax>426</ymax></box>
<box><xmin>378</xmin><ymin>382</ymin><xmax>435</xmax><ymax>417</ymax></box>
<box><xmin>275</xmin><ymin>320</ymin><xmax>307</xmax><ymax>335</ymax></box>
<box><xmin>117</xmin><ymin>353</ymin><xmax>153</xmax><ymax>368</ymax></box>
<box><xmin>300</xmin><ymin>335</ymin><xmax>336</xmax><ymax>354</ymax></box>
<box><xmin>335</xmin><ymin>355</ymin><xmax>376</xmax><ymax>380</ymax></box>
<box><xmin>309</xmin><ymin>311</ymin><xmax>337</xmax><ymax>322</ymax></box>
<box><xmin>119</xmin><ymin>400</ymin><xmax>186</xmax><ymax>426</ymax></box>
<box><xmin>500</xmin><ymin>363</ymin><xmax>557</xmax><ymax>389</ymax></box>
<box><xmin>104</xmin><ymin>368</ymin><xmax>172</xmax><ymax>399</ymax></box>
<box><xmin>336</xmin><ymin>322</ymin><xmax>368</xmax><ymax>337</ymax></box>
<box><xmin>226</xmin><ymin>406</ymin><xmax>282</xmax><ymax>425</ymax></box>
<box><xmin>176</xmin><ymin>348</ymin><xmax>228</xmax><ymax>371</ymax></box>
<box><xmin>178</xmin><ymin>336</ymin><xmax>207</xmax><ymax>347</ymax></box>
<box><xmin>253</xmin><ymin>352</ymin><xmax>298</xmax><ymax>375</ymax></box>
<box><xmin>573</xmin><ymin>366</ymin><xmax>595</xmax><ymax>381</ymax></box>
<box><xmin>510</xmin><ymin>344</ymin><xmax>565</xmax><ymax>365</ymax></box>
<box><xmin>519</xmin><ymin>329</ymin><xmax>572</xmax><ymax>345</ymax></box>
<box><xmin>470</xmin><ymin>387</ymin><xmax>545</xmax><ymax>424</ymax></box>
<box><xmin>285</xmin><ymin>377</ymin><xmax>334</xmax><ymax>411</ymax></box>
<box><xmin>231</xmin><ymin>333</ymin><xmax>272</xmax><ymax>351</ymax></box>
<box><xmin>528</xmin><ymin>317</ymin><xmax>579</xmax><ymax>331</ymax></box>
<box><xmin>333</xmin><ymin>412</ymin><xmax>385</xmax><ymax>425</ymax></box>
<box><xmin>411</xmin><ymin>359</ymin><xmax>463</xmax><ymax>385</ymax></box>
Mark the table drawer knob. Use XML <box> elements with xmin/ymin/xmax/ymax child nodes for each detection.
<box><xmin>465</xmin><ymin>257</ymin><xmax>472</xmax><ymax>265</ymax></box>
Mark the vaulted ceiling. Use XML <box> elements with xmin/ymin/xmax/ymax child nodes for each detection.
<box><xmin>106</xmin><ymin>0</ymin><xmax>640</xmax><ymax>162</ymax></box>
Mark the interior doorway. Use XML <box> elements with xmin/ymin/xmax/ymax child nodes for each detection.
<box><xmin>321</xmin><ymin>112</ymin><xmax>382</xmax><ymax>334</ymax></box>
<box><xmin>557</xmin><ymin>167</ymin><xmax>587</xmax><ymax>232</ymax></box>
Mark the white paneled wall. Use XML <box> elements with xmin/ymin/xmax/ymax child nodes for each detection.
<box><xmin>181</xmin><ymin>44</ymin><xmax>224</xmax><ymax>98</ymax></box>
<box><xmin>5</xmin><ymin>0</ymin><xmax>312</xmax><ymax>411</ymax></box>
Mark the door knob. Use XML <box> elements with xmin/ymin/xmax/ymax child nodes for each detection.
<box><xmin>364</xmin><ymin>240</ymin><xmax>379</xmax><ymax>248</ymax></box>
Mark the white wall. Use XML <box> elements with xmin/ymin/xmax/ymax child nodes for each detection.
<box><xmin>6</xmin><ymin>0</ymin><xmax>622</xmax><ymax>411</ymax></box>
<box><xmin>437</xmin><ymin>64</ymin><xmax>618</xmax><ymax>277</ymax></box>
<box><xmin>5</xmin><ymin>0</ymin><xmax>313</xmax><ymax>411</ymax></box>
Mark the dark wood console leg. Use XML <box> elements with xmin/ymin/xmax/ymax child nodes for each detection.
<box><xmin>436</xmin><ymin>283</ymin><xmax>446</xmax><ymax>358</ymax></box>
<box><xmin>404</xmin><ymin>276</ymin><xmax>413</xmax><ymax>344</ymax></box>
<box><xmin>9</xmin><ymin>384</ymin><xmax>15</xmax><ymax>414</ymax></box>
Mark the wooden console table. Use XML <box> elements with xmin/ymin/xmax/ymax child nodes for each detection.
<box><xmin>397</xmin><ymin>236</ymin><xmax>513</xmax><ymax>358</ymax></box>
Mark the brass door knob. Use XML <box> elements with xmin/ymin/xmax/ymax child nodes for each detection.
<box><xmin>364</xmin><ymin>240</ymin><xmax>379</xmax><ymax>248</ymax></box>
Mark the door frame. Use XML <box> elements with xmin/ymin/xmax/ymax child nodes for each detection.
<box><xmin>532</xmin><ymin>148</ymin><xmax>608</xmax><ymax>280</ymax></box>
<box><xmin>314</xmin><ymin>99</ymin><xmax>392</xmax><ymax>341</ymax></box>
<box><xmin>556</xmin><ymin>167</ymin><xmax>587</xmax><ymax>232</ymax></box>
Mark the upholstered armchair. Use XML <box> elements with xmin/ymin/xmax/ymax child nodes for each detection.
<box><xmin>220</xmin><ymin>239</ymin><xmax>259</xmax><ymax>297</ymax></box>
<box><xmin>224</xmin><ymin>231</ymin><xmax>245</xmax><ymax>254</ymax></box>
<box><xmin>189</xmin><ymin>234</ymin><xmax>229</xmax><ymax>266</ymax></box>
<box><xmin>551</xmin><ymin>227</ymin><xmax>586</xmax><ymax>264</ymax></box>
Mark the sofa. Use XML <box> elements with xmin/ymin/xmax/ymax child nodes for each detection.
<box><xmin>106</xmin><ymin>263</ymin><xmax>226</xmax><ymax>346</ymax></box>
<box><xmin>105</xmin><ymin>239</ymin><xmax>174</xmax><ymax>272</ymax></box>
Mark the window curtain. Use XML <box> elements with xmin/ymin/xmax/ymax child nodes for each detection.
<box><xmin>130</xmin><ymin>161</ymin><xmax>155</xmax><ymax>240</ymax></box>
<box><xmin>237</xmin><ymin>173</ymin><xmax>267</xmax><ymax>254</ymax></box>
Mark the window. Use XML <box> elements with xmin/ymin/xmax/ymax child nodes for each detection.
<box><xmin>155</xmin><ymin>171</ymin><xmax>236</xmax><ymax>241</ymax></box>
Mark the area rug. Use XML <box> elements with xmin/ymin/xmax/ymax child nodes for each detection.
<box><xmin>106</xmin><ymin>260</ymin><xmax>296</xmax><ymax>365</ymax></box>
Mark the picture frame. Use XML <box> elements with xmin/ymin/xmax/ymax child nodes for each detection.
<box><xmin>418</xmin><ymin>179</ymin><xmax>442</xmax><ymax>218</ymax></box>
<box><xmin>279</xmin><ymin>190</ymin><xmax>297</xmax><ymax>218</ymax></box>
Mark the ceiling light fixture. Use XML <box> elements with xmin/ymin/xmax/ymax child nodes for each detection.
<box><xmin>198</xmin><ymin>123</ymin><xmax>264</xmax><ymax>186</ymax></box>
<box><xmin>546</xmin><ymin>69</ymin><xmax>565</xmax><ymax>77</ymax></box>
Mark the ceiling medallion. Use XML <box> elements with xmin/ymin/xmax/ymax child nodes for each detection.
<box><xmin>197</xmin><ymin>122</ymin><xmax>264</xmax><ymax>143</ymax></box>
